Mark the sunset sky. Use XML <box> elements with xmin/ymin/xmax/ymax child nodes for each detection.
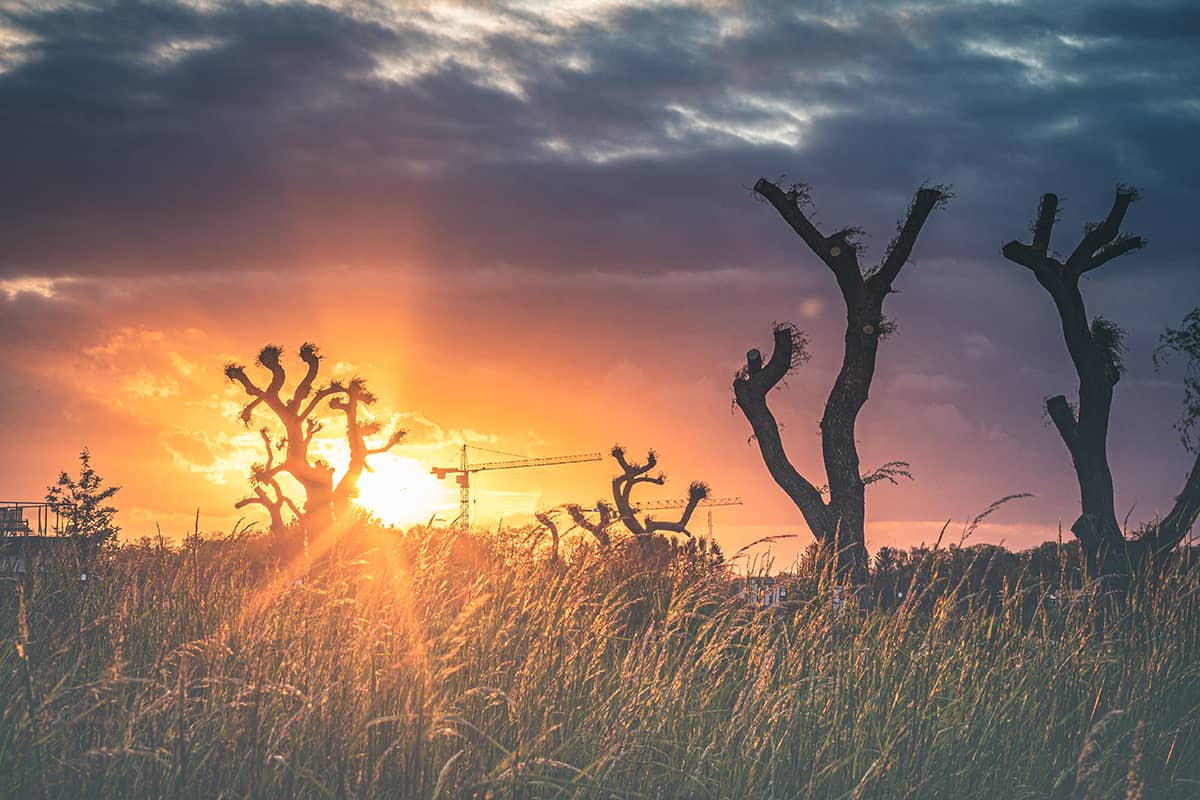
<box><xmin>1</xmin><ymin>0</ymin><xmax>1198</xmax><ymax>561</ymax></box>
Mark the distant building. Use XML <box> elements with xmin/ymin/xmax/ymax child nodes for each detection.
<box><xmin>0</xmin><ymin>501</ymin><xmax>78</xmax><ymax>579</ymax></box>
<box><xmin>733</xmin><ymin>576</ymin><xmax>788</xmax><ymax>608</ymax></box>
<box><xmin>0</xmin><ymin>506</ymin><xmax>32</xmax><ymax>535</ymax></box>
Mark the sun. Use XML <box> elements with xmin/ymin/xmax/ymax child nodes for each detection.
<box><xmin>354</xmin><ymin>454</ymin><xmax>455</xmax><ymax>528</ymax></box>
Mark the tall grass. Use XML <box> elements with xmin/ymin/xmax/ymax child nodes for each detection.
<box><xmin>1</xmin><ymin>525</ymin><xmax>1197</xmax><ymax>799</ymax></box>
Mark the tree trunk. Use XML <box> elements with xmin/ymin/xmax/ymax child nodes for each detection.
<box><xmin>1004</xmin><ymin>189</ymin><xmax>1200</xmax><ymax>577</ymax></box>
<box><xmin>735</xmin><ymin>178</ymin><xmax>947</xmax><ymax>583</ymax></box>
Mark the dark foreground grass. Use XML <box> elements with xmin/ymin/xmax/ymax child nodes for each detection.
<box><xmin>1</xmin><ymin>525</ymin><xmax>1198</xmax><ymax>799</ymax></box>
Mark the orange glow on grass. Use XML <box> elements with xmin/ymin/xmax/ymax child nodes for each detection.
<box><xmin>354</xmin><ymin>454</ymin><xmax>455</xmax><ymax>528</ymax></box>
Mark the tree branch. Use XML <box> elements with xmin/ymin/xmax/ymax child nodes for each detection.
<box><xmin>644</xmin><ymin>481</ymin><xmax>709</xmax><ymax>537</ymax></box>
<box><xmin>869</xmin><ymin>186</ymin><xmax>949</xmax><ymax>291</ymax></box>
<box><xmin>733</xmin><ymin>326</ymin><xmax>833</xmax><ymax>540</ymax></box>
<box><xmin>299</xmin><ymin>384</ymin><xmax>345</xmax><ymax>422</ymax></box>
<box><xmin>235</xmin><ymin>478</ymin><xmax>296</xmax><ymax>534</ymax></box>
<box><xmin>742</xmin><ymin>325</ymin><xmax>806</xmax><ymax>396</ymax></box>
<box><xmin>366</xmin><ymin>429</ymin><xmax>407</xmax><ymax>456</ymax></box>
<box><xmin>255</xmin><ymin>345</ymin><xmax>288</xmax><ymax>399</ymax></box>
<box><xmin>1137</xmin><ymin>450</ymin><xmax>1200</xmax><ymax>559</ymax></box>
<box><xmin>565</xmin><ymin>503</ymin><xmax>612</xmax><ymax>547</ymax></box>
<box><xmin>611</xmin><ymin>447</ymin><xmax>656</xmax><ymax>536</ymax></box>
<box><xmin>533</xmin><ymin>511</ymin><xmax>562</xmax><ymax>560</ymax></box>
<box><xmin>1031</xmin><ymin>193</ymin><xmax>1059</xmax><ymax>253</ymax></box>
<box><xmin>1067</xmin><ymin>186</ymin><xmax>1140</xmax><ymax>274</ymax></box>
<box><xmin>234</xmin><ymin>495</ymin><xmax>261</xmax><ymax>510</ymax></box>
<box><xmin>1002</xmin><ymin>192</ymin><xmax>1073</xmax><ymax>280</ymax></box>
<box><xmin>258</xmin><ymin>427</ymin><xmax>276</xmax><ymax>470</ymax></box>
<box><xmin>1000</xmin><ymin>241</ymin><xmax>1059</xmax><ymax>278</ymax></box>
<box><xmin>303</xmin><ymin>418</ymin><xmax>322</xmax><ymax>447</ymax></box>
<box><xmin>754</xmin><ymin>178</ymin><xmax>862</xmax><ymax>290</ymax></box>
<box><xmin>289</xmin><ymin>342</ymin><xmax>322</xmax><ymax>411</ymax></box>
<box><xmin>275</xmin><ymin>484</ymin><xmax>301</xmax><ymax>519</ymax></box>
<box><xmin>1081</xmin><ymin>235</ymin><xmax>1145</xmax><ymax>274</ymax></box>
<box><xmin>630</xmin><ymin>474</ymin><xmax>667</xmax><ymax>487</ymax></box>
<box><xmin>224</xmin><ymin>365</ymin><xmax>267</xmax><ymax>425</ymax></box>
<box><xmin>1045</xmin><ymin>395</ymin><xmax>1079</xmax><ymax>454</ymax></box>
<box><xmin>611</xmin><ymin>446</ymin><xmax>656</xmax><ymax>478</ymax></box>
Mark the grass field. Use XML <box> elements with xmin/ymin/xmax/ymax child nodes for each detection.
<box><xmin>1</xmin><ymin>524</ymin><xmax>1198</xmax><ymax>799</ymax></box>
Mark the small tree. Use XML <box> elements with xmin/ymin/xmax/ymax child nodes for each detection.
<box><xmin>225</xmin><ymin>343</ymin><xmax>405</xmax><ymax>535</ymax></box>
<box><xmin>1002</xmin><ymin>188</ymin><xmax>1200</xmax><ymax>576</ymax></box>
<box><xmin>532</xmin><ymin>510</ymin><xmax>564</xmax><ymax>561</ymax></box>
<box><xmin>735</xmin><ymin>178</ymin><xmax>948</xmax><ymax>582</ymax></box>
<box><xmin>566</xmin><ymin>446</ymin><xmax>710</xmax><ymax>547</ymax></box>
<box><xmin>45</xmin><ymin>447</ymin><xmax>120</xmax><ymax>546</ymax></box>
<box><xmin>562</xmin><ymin>502</ymin><xmax>615</xmax><ymax>548</ymax></box>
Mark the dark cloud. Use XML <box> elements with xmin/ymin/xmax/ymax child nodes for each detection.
<box><xmin>0</xmin><ymin>0</ymin><xmax>1194</xmax><ymax>280</ymax></box>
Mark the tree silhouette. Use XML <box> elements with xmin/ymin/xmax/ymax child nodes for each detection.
<box><xmin>45</xmin><ymin>447</ymin><xmax>120</xmax><ymax>545</ymax></box>
<box><xmin>735</xmin><ymin>178</ymin><xmax>948</xmax><ymax>582</ymax></box>
<box><xmin>565</xmin><ymin>446</ymin><xmax>710</xmax><ymax>548</ymax></box>
<box><xmin>1003</xmin><ymin>189</ymin><xmax>1200</xmax><ymax>576</ymax></box>
<box><xmin>225</xmin><ymin>343</ymin><xmax>405</xmax><ymax>535</ymax></box>
<box><xmin>532</xmin><ymin>510</ymin><xmax>565</xmax><ymax>561</ymax></box>
<box><xmin>563</xmin><ymin>500</ymin><xmax>615</xmax><ymax>548</ymax></box>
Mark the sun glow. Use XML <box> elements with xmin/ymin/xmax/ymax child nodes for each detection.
<box><xmin>354</xmin><ymin>454</ymin><xmax>455</xmax><ymax>528</ymax></box>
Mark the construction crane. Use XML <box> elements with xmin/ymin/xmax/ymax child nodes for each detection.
<box><xmin>577</xmin><ymin>496</ymin><xmax>743</xmax><ymax>536</ymax></box>
<box><xmin>432</xmin><ymin>444</ymin><xmax>603</xmax><ymax>528</ymax></box>
<box><xmin>638</xmin><ymin>496</ymin><xmax>744</xmax><ymax>538</ymax></box>
<box><xmin>635</xmin><ymin>496</ymin><xmax>742</xmax><ymax>512</ymax></box>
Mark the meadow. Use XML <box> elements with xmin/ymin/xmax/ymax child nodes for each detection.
<box><xmin>1</xmin><ymin>524</ymin><xmax>1197</xmax><ymax>799</ymax></box>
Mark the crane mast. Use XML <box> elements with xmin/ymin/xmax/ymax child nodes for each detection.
<box><xmin>432</xmin><ymin>444</ymin><xmax>602</xmax><ymax>527</ymax></box>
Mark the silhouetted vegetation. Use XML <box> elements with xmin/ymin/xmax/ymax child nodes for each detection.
<box><xmin>735</xmin><ymin>179</ymin><xmax>949</xmax><ymax>582</ymax></box>
<box><xmin>564</xmin><ymin>445</ymin><xmax>710</xmax><ymax>550</ymax></box>
<box><xmin>7</xmin><ymin>173</ymin><xmax>1197</xmax><ymax>800</ymax></box>
<box><xmin>225</xmin><ymin>343</ymin><xmax>405</xmax><ymax>537</ymax></box>
<box><xmin>1</xmin><ymin>522</ymin><xmax>1197</xmax><ymax>798</ymax></box>
<box><xmin>1155</xmin><ymin>308</ymin><xmax>1200</xmax><ymax>452</ymax></box>
<box><xmin>1003</xmin><ymin>190</ymin><xmax>1200</xmax><ymax>576</ymax></box>
<box><xmin>44</xmin><ymin>447</ymin><xmax>120</xmax><ymax>547</ymax></box>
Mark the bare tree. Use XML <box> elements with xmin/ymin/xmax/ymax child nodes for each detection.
<box><xmin>608</xmin><ymin>447</ymin><xmax>709</xmax><ymax>537</ymax></box>
<box><xmin>735</xmin><ymin>178</ymin><xmax>948</xmax><ymax>582</ymax></box>
<box><xmin>1003</xmin><ymin>189</ymin><xmax>1200</xmax><ymax>576</ymax></box>
<box><xmin>225</xmin><ymin>343</ymin><xmax>405</xmax><ymax>534</ymax></box>
<box><xmin>564</xmin><ymin>501</ymin><xmax>615</xmax><ymax>548</ymax></box>
<box><xmin>532</xmin><ymin>510</ymin><xmax>564</xmax><ymax>561</ymax></box>
<box><xmin>565</xmin><ymin>446</ymin><xmax>710</xmax><ymax>548</ymax></box>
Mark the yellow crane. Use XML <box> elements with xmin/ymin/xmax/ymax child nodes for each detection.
<box><xmin>638</xmin><ymin>496</ymin><xmax>744</xmax><ymax>537</ymax></box>
<box><xmin>432</xmin><ymin>444</ymin><xmax>602</xmax><ymax>527</ymax></box>
<box><xmin>579</xmin><ymin>496</ymin><xmax>743</xmax><ymax>537</ymax></box>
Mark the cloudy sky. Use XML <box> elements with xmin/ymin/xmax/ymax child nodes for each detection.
<box><xmin>1</xmin><ymin>0</ymin><xmax>1197</xmax><ymax>559</ymax></box>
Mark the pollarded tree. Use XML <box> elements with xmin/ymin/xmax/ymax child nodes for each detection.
<box><xmin>1002</xmin><ymin>189</ymin><xmax>1200</xmax><ymax>576</ymax></box>
<box><xmin>532</xmin><ymin>510</ymin><xmax>565</xmax><ymax>561</ymax></box>
<box><xmin>607</xmin><ymin>446</ymin><xmax>710</xmax><ymax>538</ymax></box>
<box><xmin>734</xmin><ymin>179</ymin><xmax>948</xmax><ymax>582</ymax></box>
<box><xmin>563</xmin><ymin>501</ymin><xmax>615</xmax><ymax>548</ymax></box>
<box><xmin>566</xmin><ymin>446</ymin><xmax>710</xmax><ymax>547</ymax></box>
<box><xmin>225</xmin><ymin>343</ymin><xmax>405</xmax><ymax>534</ymax></box>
